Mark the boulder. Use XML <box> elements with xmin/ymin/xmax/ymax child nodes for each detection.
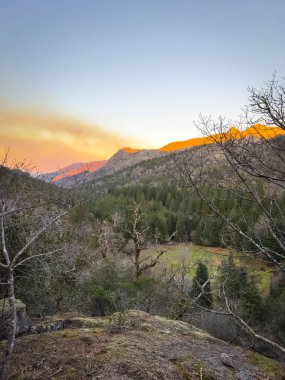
<box><xmin>0</xmin><ymin>298</ymin><xmax>31</xmax><ymax>338</ymax></box>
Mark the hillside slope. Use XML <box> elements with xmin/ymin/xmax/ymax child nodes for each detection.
<box><xmin>55</xmin><ymin>149</ymin><xmax>168</xmax><ymax>187</ymax></box>
<box><xmin>2</xmin><ymin>310</ymin><xmax>284</xmax><ymax>379</ymax></box>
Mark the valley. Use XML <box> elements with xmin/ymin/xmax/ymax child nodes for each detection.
<box><xmin>1</xmin><ymin>97</ymin><xmax>285</xmax><ymax>379</ymax></box>
<box><xmin>2</xmin><ymin>2</ymin><xmax>285</xmax><ymax>378</ymax></box>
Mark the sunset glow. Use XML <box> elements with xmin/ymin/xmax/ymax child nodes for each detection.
<box><xmin>1</xmin><ymin>1</ymin><xmax>285</xmax><ymax>171</ymax></box>
<box><xmin>0</xmin><ymin>107</ymin><xmax>142</xmax><ymax>171</ymax></box>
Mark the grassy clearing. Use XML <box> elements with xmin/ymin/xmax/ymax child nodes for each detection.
<box><xmin>143</xmin><ymin>243</ymin><xmax>273</xmax><ymax>296</ymax></box>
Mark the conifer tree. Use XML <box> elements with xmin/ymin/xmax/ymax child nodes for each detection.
<box><xmin>191</xmin><ymin>263</ymin><xmax>212</xmax><ymax>308</ymax></box>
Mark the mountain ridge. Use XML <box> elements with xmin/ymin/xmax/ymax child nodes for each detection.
<box><xmin>39</xmin><ymin>124</ymin><xmax>285</xmax><ymax>187</ymax></box>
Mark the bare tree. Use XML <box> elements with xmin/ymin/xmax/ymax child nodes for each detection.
<box><xmin>175</xmin><ymin>76</ymin><xmax>285</xmax><ymax>271</ymax></box>
<box><xmin>124</xmin><ymin>202</ymin><xmax>165</xmax><ymax>278</ymax></box>
<box><xmin>174</xmin><ymin>75</ymin><xmax>285</xmax><ymax>355</ymax></box>
<box><xmin>0</xmin><ymin>154</ymin><xmax>95</xmax><ymax>377</ymax></box>
<box><xmin>246</xmin><ymin>74</ymin><xmax>285</xmax><ymax>130</ymax></box>
<box><xmin>92</xmin><ymin>217</ymin><xmax>125</xmax><ymax>259</ymax></box>
<box><xmin>187</xmin><ymin>273</ymin><xmax>285</xmax><ymax>356</ymax></box>
<box><xmin>161</xmin><ymin>254</ymin><xmax>193</xmax><ymax>320</ymax></box>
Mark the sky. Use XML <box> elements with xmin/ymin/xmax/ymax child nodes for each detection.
<box><xmin>0</xmin><ymin>0</ymin><xmax>285</xmax><ymax>171</ymax></box>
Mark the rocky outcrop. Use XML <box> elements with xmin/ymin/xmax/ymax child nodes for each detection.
<box><xmin>0</xmin><ymin>298</ymin><xmax>31</xmax><ymax>338</ymax></box>
<box><xmin>2</xmin><ymin>310</ymin><xmax>284</xmax><ymax>379</ymax></box>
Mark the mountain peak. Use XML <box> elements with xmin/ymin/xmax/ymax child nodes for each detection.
<box><xmin>122</xmin><ymin>147</ymin><xmax>141</xmax><ymax>153</ymax></box>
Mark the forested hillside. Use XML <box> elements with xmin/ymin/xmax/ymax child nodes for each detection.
<box><xmin>1</xmin><ymin>77</ymin><xmax>285</xmax><ymax>379</ymax></box>
<box><xmin>89</xmin><ymin>180</ymin><xmax>268</xmax><ymax>249</ymax></box>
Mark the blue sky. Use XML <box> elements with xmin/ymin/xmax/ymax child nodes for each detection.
<box><xmin>0</xmin><ymin>0</ymin><xmax>285</xmax><ymax>166</ymax></box>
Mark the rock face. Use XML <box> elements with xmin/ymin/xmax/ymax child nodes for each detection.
<box><xmin>0</xmin><ymin>298</ymin><xmax>31</xmax><ymax>338</ymax></box>
<box><xmin>2</xmin><ymin>310</ymin><xmax>284</xmax><ymax>379</ymax></box>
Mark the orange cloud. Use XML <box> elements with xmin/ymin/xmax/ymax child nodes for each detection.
<box><xmin>0</xmin><ymin>107</ymin><xmax>140</xmax><ymax>172</ymax></box>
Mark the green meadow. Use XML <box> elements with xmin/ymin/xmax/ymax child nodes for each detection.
<box><xmin>143</xmin><ymin>243</ymin><xmax>274</xmax><ymax>296</ymax></box>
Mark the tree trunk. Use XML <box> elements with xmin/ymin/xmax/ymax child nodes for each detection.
<box><xmin>134</xmin><ymin>247</ymin><xmax>141</xmax><ymax>279</ymax></box>
<box><xmin>6</xmin><ymin>269</ymin><xmax>17</xmax><ymax>357</ymax></box>
<box><xmin>0</xmin><ymin>270</ymin><xmax>16</xmax><ymax>379</ymax></box>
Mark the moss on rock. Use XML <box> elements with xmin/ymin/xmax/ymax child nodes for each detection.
<box><xmin>2</xmin><ymin>310</ymin><xmax>285</xmax><ymax>380</ymax></box>
<box><xmin>246</xmin><ymin>351</ymin><xmax>284</xmax><ymax>378</ymax></box>
<box><xmin>0</xmin><ymin>299</ymin><xmax>26</xmax><ymax>315</ymax></box>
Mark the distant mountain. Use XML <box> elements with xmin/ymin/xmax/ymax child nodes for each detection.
<box><xmin>38</xmin><ymin>149</ymin><xmax>167</xmax><ymax>187</ymax></box>
<box><xmin>51</xmin><ymin>161</ymin><xmax>107</xmax><ymax>183</ymax></box>
<box><xmin>159</xmin><ymin>124</ymin><xmax>285</xmax><ymax>151</ymax></box>
<box><xmin>160</xmin><ymin>136</ymin><xmax>209</xmax><ymax>151</ymax></box>
<box><xmin>39</xmin><ymin>124</ymin><xmax>285</xmax><ymax>187</ymax></box>
<box><xmin>38</xmin><ymin>160</ymin><xmax>107</xmax><ymax>185</ymax></box>
<box><xmin>122</xmin><ymin>147</ymin><xmax>141</xmax><ymax>153</ymax></box>
<box><xmin>38</xmin><ymin>163</ymin><xmax>86</xmax><ymax>182</ymax></box>
<box><xmin>95</xmin><ymin>148</ymin><xmax>167</xmax><ymax>176</ymax></box>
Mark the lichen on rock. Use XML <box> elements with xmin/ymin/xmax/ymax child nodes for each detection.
<box><xmin>0</xmin><ymin>298</ymin><xmax>31</xmax><ymax>338</ymax></box>
<box><xmin>2</xmin><ymin>310</ymin><xmax>285</xmax><ymax>380</ymax></box>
